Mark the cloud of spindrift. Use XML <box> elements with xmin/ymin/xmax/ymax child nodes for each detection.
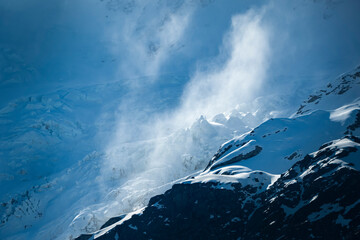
<box><xmin>177</xmin><ymin>9</ymin><xmax>269</xmax><ymax>125</ymax></box>
<box><xmin>68</xmin><ymin>0</ymin><xmax>360</xmax><ymax>236</ymax></box>
<box><xmin>2</xmin><ymin>0</ymin><xmax>360</xmax><ymax>238</ymax></box>
<box><xmin>99</xmin><ymin>7</ymin><xmax>270</xmax><ymax>222</ymax></box>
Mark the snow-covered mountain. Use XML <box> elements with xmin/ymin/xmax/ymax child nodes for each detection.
<box><xmin>0</xmin><ymin>81</ymin><xmax>124</xmax><ymax>239</ymax></box>
<box><xmin>78</xmin><ymin>135</ymin><xmax>360</xmax><ymax>239</ymax></box>
<box><xmin>1</xmin><ymin>0</ymin><xmax>360</xmax><ymax>239</ymax></box>
<box><xmin>0</xmin><ymin>76</ymin><xmax>262</xmax><ymax>239</ymax></box>
<box><xmin>1</xmin><ymin>64</ymin><xmax>360</xmax><ymax>239</ymax></box>
<box><xmin>1</xmin><ymin>64</ymin><xmax>359</xmax><ymax>239</ymax></box>
<box><xmin>77</xmin><ymin>66</ymin><xmax>360</xmax><ymax>239</ymax></box>
<box><xmin>87</xmin><ymin>135</ymin><xmax>360</xmax><ymax>240</ymax></box>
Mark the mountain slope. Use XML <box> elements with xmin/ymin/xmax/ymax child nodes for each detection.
<box><xmin>2</xmin><ymin>64</ymin><xmax>360</xmax><ymax>239</ymax></box>
<box><xmin>205</xmin><ymin>106</ymin><xmax>359</xmax><ymax>174</ymax></box>
<box><xmin>77</xmin><ymin>66</ymin><xmax>360</xmax><ymax>240</ymax></box>
<box><xmin>0</xmin><ymin>77</ymin><xmax>260</xmax><ymax>239</ymax></box>
<box><xmin>80</xmin><ymin>135</ymin><xmax>360</xmax><ymax>240</ymax></box>
<box><xmin>295</xmin><ymin>65</ymin><xmax>360</xmax><ymax>116</ymax></box>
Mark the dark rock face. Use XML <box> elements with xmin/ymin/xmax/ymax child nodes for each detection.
<box><xmin>296</xmin><ymin>67</ymin><xmax>360</xmax><ymax>115</ymax></box>
<box><xmin>346</xmin><ymin>112</ymin><xmax>360</xmax><ymax>135</ymax></box>
<box><xmin>244</xmin><ymin>139</ymin><xmax>360</xmax><ymax>240</ymax></box>
<box><xmin>83</xmin><ymin>136</ymin><xmax>360</xmax><ymax>240</ymax></box>
<box><xmin>207</xmin><ymin>145</ymin><xmax>262</xmax><ymax>171</ymax></box>
<box><xmin>100</xmin><ymin>215</ymin><xmax>126</xmax><ymax>229</ymax></box>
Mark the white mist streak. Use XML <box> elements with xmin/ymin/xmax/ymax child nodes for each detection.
<box><xmin>101</xmin><ymin>7</ymin><xmax>270</xmax><ymax>211</ymax></box>
<box><xmin>176</xmin><ymin>9</ymin><xmax>270</xmax><ymax>126</ymax></box>
<box><xmin>69</xmin><ymin>8</ymin><xmax>271</xmax><ymax>236</ymax></box>
<box><xmin>140</xmin><ymin>8</ymin><xmax>271</xmax><ymax>187</ymax></box>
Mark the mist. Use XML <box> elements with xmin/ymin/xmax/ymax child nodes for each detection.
<box><xmin>96</xmin><ymin>0</ymin><xmax>360</xmax><ymax>224</ymax></box>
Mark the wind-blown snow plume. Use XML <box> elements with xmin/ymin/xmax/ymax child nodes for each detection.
<box><xmin>2</xmin><ymin>1</ymin><xmax>360</xmax><ymax>240</ymax></box>
<box><xmin>96</xmin><ymin>8</ymin><xmax>270</xmax><ymax>228</ymax></box>
<box><xmin>178</xmin><ymin>9</ymin><xmax>270</xmax><ymax>125</ymax></box>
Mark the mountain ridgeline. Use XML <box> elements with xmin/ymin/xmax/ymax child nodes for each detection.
<box><xmin>78</xmin><ymin>66</ymin><xmax>360</xmax><ymax>239</ymax></box>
